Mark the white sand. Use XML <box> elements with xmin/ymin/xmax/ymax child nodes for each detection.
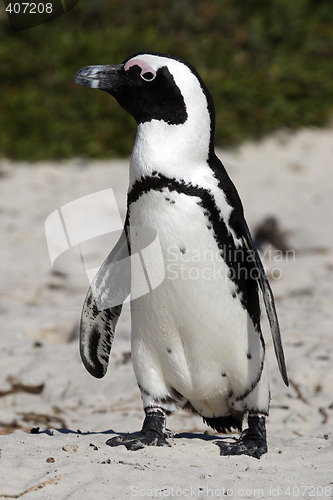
<box><xmin>0</xmin><ymin>127</ymin><xmax>332</xmax><ymax>498</ymax></box>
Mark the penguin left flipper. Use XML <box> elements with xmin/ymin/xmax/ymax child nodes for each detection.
<box><xmin>80</xmin><ymin>216</ymin><xmax>131</xmax><ymax>378</ymax></box>
<box><xmin>242</xmin><ymin>221</ymin><xmax>289</xmax><ymax>387</ymax></box>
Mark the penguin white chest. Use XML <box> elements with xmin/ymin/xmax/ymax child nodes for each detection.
<box><xmin>129</xmin><ymin>188</ymin><xmax>265</xmax><ymax>417</ymax></box>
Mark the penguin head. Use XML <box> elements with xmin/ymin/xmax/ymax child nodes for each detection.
<box><xmin>75</xmin><ymin>53</ymin><xmax>215</xmax><ymax>163</ymax></box>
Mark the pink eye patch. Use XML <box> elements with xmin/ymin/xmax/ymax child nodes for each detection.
<box><xmin>124</xmin><ymin>58</ymin><xmax>156</xmax><ymax>81</ymax></box>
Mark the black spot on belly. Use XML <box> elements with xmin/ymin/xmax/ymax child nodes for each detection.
<box><xmin>207</xmin><ymin>225</ymin><xmax>212</xmax><ymax>230</ymax></box>
<box><xmin>221</xmin><ymin>372</ymin><xmax>227</xmax><ymax>377</ymax></box>
<box><xmin>166</xmin><ymin>347</ymin><xmax>172</xmax><ymax>354</ymax></box>
<box><xmin>164</xmin><ymin>196</ymin><xmax>175</xmax><ymax>205</ymax></box>
<box><xmin>232</xmin><ymin>291</ymin><xmax>237</xmax><ymax>298</ymax></box>
<box><xmin>247</xmin><ymin>353</ymin><xmax>252</xmax><ymax>360</ymax></box>
<box><xmin>179</xmin><ymin>246</ymin><xmax>186</xmax><ymax>254</ymax></box>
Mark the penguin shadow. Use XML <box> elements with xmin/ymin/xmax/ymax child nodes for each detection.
<box><xmin>35</xmin><ymin>427</ymin><xmax>237</xmax><ymax>446</ymax></box>
<box><xmin>173</xmin><ymin>431</ymin><xmax>237</xmax><ymax>445</ymax></box>
<box><xmin>34</xmin><ymin>428</ymin><xmax>122</xmax><ymax>437</ymax></box>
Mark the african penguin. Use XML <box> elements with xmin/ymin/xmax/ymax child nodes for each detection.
<box><xmin>74</xmin><ymin>52</ymin><xmax>288</xmax><ymax>459</ymax></box>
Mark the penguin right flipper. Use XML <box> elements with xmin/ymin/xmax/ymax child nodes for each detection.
<box><xmin>242</xmin><ymin>221</ymin><xmax>289</xmax><ymax>387</ymax></box>
<box><xmin>80</xmin><ymin>217</ymin><xmax>131</xmax><ymax>378</ymax></box>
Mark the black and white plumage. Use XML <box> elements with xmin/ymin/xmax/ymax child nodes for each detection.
<box><xmin>74</xmin><ymin>53</ymin><xmax>288</xmax><ymax>458</ymax></box>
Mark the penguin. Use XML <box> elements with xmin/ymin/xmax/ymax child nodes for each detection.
<box><xmin>74</xmin><ymin>52</ymin><xmax>288</xmax><ymax>459</ymax></box>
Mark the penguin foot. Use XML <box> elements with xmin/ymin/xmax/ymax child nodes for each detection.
<box><xmin>215</xmin><ymin>415</ymin><xmax>267</xmax><ymax>459</ymax></box>
<box><xmin>106</xmin><ymin>408</ymin><xmax>171</xmax><ymax>450</ymax></box>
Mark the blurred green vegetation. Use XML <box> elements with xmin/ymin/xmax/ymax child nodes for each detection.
<box><xmin>0</xmin><ymin>0</ymin><xmax>332</xmax><ymax>160</ymax></box>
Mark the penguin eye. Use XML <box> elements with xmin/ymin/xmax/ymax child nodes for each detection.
<box><xmin>141</xmin><ymin>71</ymin><xmax>156</xmax><ymax>82</ymax></box>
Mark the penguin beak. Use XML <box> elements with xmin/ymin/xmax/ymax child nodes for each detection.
<box><xmin>74</xmin><ymin>64</ymin><xmax>124</xmax><ymax>92</ymax></box>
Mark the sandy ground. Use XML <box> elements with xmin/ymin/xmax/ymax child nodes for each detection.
<box><xmin>0</xmin><ymin>127</ymin><xmax>332</xmax><ymax>499</ymax></box>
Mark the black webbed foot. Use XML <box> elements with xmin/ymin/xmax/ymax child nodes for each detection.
<box><xmin>106</xmin><ymin>408</ymin><xmax>171</xmax><ymax>450</ymax></box>
<box><xmin>215</xmin><ymin>415</ymin><xmax>267</xmax><ymax>459</ymax></box>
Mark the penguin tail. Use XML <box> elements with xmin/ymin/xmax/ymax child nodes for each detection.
<box><xmin>202</xmin><ymin>413</ymin><xmax>244</xmax><ymax>434</ymax></box>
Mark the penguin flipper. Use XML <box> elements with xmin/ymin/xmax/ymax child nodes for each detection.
<box><xmin>80</xmin><ymin>220</ymin><xmax>131</xmax><ymax>378</ymax></box>
<box><xmin>242</xmin><ymin>222</ymin><xmax>289</xmax><ymax>386</ymax></box>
